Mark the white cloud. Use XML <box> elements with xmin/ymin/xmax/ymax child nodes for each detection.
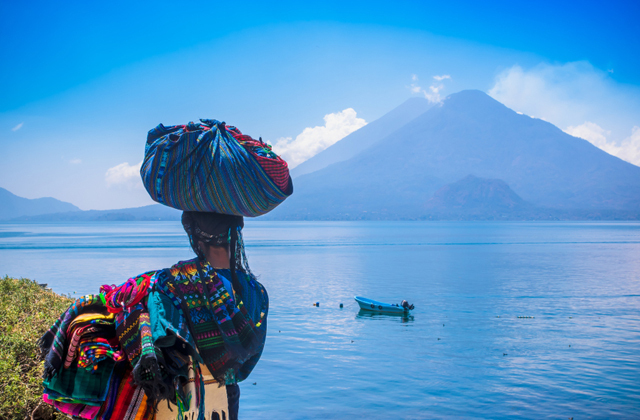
<box><xmin>489</xmin><ymin>62</ymin><xmax>640</xmax><ymax>165</ymax></box>
<box><xmin>69</xmin><ymin>158</ymin><xmax>82</xmax><ymax>164</ymax></box>
<box><xmin>488</xmin><ymin>63</ymin><xmax>597</xmax><ymax>124</ymax></box>
<box><xmin>565</xmin><ymin>123</ymin><xmax>640</xmax><ymax>166</ymax></box>
<box><xmin>410</xmin><ymin>74</ymin><xmax>452</xmax><ymax>103</ymax></box>
<box><xmin>272</xmin><ymin>108</ymin><xmax>367</xmax><ymax>168</ymax></box>
<box><xmin>11</xmin><ymin>122</ymin><xmax>23</xmax><ymax>131</ymax></box>
<box><xmin>105</xmin><ymin>160</ymin><xmax>143</xmax><ymax>188</ymax></box>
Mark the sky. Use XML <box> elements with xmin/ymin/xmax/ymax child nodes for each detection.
<box><xmin>1</xmin><ymin>0</ymin><xmax>639</xmax><ymax>210</ymax></box>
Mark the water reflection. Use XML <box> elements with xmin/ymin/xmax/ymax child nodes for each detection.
<box><xmin>356</xmin><ymin>309</ymin><xmax>415</xmax><ymax>323</ymax></box>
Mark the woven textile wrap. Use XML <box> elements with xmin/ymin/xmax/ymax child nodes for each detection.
<box><xmin>105</xmin><ymin>271</ymin><xmax>174</xmax><ymax>404</ymax></box>
<box><xmin>39</xmin><ymin>294</ymin><xmax>107</xmax><ymax>379</ymax></box>
<box><xmin>141</xmin><ymin>119</ymin><xmax>293</xmax><ymax>217</ymax></box>
<box><xmin>43</xmin><ymin>358</ymin><xmax>116</xmax><ymax>405</ymax></box>
<box><xmin>43</xmin><ymin>394</ymin><xmax>101</xmax><ymax>419</ymax></box>
<box><xmin>155</xmin><ymin>258</ymin><xmax>268</xmax><ymax>385</ymax></box>
<box><xmin>98</xmin><ymin>366</ymin><xmax>154</xmax><ymax>420</ymax></box>
<box><xmin>63</xmin><ymin>312</ymin><xmax>116</xmax><ymax>369</ymax></box>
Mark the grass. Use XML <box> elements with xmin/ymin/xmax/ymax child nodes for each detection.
<box><xmin>0</xmin><ymin>276</ymin><xmax>72</xmax><ymax>420</ymax></box>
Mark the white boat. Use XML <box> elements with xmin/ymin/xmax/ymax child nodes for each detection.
<box><xmin>354</xmin><ymin>296</ymin><xmax>411</xmax><ymax>314</ymax></box>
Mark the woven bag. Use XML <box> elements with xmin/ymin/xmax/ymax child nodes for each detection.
<box><xmin>141</xmin><ymin>119</ymin><xmax>293</xmax><ymax>217</ymax></box>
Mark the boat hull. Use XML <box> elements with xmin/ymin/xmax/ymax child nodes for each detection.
<box><xmin>354</xmin><ymin>296</ymin><xmax>409</xmax><ymax>314</ymax></box>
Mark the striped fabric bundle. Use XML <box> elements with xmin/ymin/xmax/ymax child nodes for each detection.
<box><xmin>141</xmin><ymin>119</ymin><xmax>293</xmax><ymax>217</ymax></box>
<box><xmin>98</xmin><ymin>366</ymin><xmax>154</xmax><ymax>420</ymax></box>
<box><xmin>77</xmin><ymin>337</ymin><xmax>125</xmax><ymax>370</ymax></box>
<box><xmin>39</xmin><ymin>294</ymin><xmax>107</xmax><ymax>379</ymax></box>
<box><xmin>43</xmin><ymin>393</ymin><xmax>101</xmax><ymax>419</ymax></box>
<box><xmin>106</xmin><ymin>273</ymin><xmax>172</xmax><ymax>403</ymax></box>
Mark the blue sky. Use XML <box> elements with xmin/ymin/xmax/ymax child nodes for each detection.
<box><xmin>1</xmin><ymin>0</ymin><xmax>639</xmax><ymax>210</ymax></box>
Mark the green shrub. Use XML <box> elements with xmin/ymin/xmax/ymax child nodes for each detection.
<box><xmin>0</xmin><ymin>276</ymin><xmax>72</xmax><ymax>420</ymax></box>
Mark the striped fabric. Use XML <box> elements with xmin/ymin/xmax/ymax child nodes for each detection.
<box><xmin>42</xmin><ymin>394</ymin><xmax>101</xmax><ymax>419</ymax></box>
<box><xmin>39</xmin><ymin>294</ymin><xmax>107</xmax><ymax>379</ymax></box>
<box><xmin>141</xmin><ymin>119</ymin><xmax>293</xmax><ymax>217</ymax></box>
<box><xmin>155</xmin><ymin>258</ymin><xmax>268</xmax><ymax>385</ymax></box>
<box><xmin>77</xmin><ymin>337</ymin><xmax>125</xmax><ymax>370</ymax></box>
<box><xmin>98</xmin><ymin>367</ymin><xmax>154</xmax><ymax>420</ymax></box>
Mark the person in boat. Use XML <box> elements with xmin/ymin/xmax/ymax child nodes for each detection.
<box><xmin>401</xmin><ymin>300</ymin><xmax>415</xmax><ymax>310</ymax></box>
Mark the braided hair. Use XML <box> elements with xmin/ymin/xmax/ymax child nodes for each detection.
<box><xmin>181</xmin><ymin>211</ymin><xmax>251</xmax><ymax>295</ymax></box>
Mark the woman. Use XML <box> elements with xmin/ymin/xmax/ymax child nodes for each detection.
<box><xmin>41</xmin><ymin>120</ymin><xmax>284</xmax><ymax>420</ymax></box>
<box><xmin>153</xmin><ymin>211</ymin><xmax>268</xmax><ymax>419</ymax></box>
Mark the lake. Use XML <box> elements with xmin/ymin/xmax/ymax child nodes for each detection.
<box><xmin>1</xmin><ymin>221</ymin><xmax>639</xmax><ymax>419</ymax></box>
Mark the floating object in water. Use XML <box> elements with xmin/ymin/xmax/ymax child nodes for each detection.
<box><xmin>316</xmin><ymin>302</ymin><xmax>320</xmax><ymax>307</ymax></box>
<box><xmin>340</xmin><ymin>303</ymin><xmax>343</xmax><ymax>308</ymax></box>
<box><xmin>354</xmin><ymin>296</ymin><xmax>414</xmax><ymax>314</ymax></box>
<box><xmin>503</xmin><ymin>353</ymin><xmax>507</xmax><ymax>356</ymax></box>
<box><xmin>517</xmin><ymin>316</ymin><xmax>535</xmax><ymax>319</ymax></box>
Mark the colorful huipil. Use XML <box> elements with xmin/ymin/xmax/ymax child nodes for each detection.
<box><xmin>39</xmin><ymin>259</ymin><xmax>268</xmax><ymax>419</ymax></box>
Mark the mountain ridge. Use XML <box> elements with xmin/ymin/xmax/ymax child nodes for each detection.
<box><xmin>0</xmin><ymin>187</ymin><xmax>81</xmax><ymax>220</ymax></box>
<box><xmin>265</xmin><ymin>90</ymin><xmax>640</xmax><ymax>220</ymax></box>
<box><xmin>291</xmin><ymin>97</ymin><xmax>433</xmax><ymax>177</ymax></box>
<box><xmin>8</xmin><ymin>204</ymin><xmax>181</xmax><ymax>222</ymax></box>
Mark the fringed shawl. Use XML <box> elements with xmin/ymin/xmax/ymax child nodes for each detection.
<box><xmin>39</xmin><ymin>294</ymin><xmax>107</xmax><ymax>379</ymax></box>
<box><xmin>104</xmin><ymin>271</ymin><xmax>174</xmax><ymax>405</ymax></box>
<box><xmin>155</xmin><ymin>258</ymin><xmax>268</xmax><ymax>385</ymax></box>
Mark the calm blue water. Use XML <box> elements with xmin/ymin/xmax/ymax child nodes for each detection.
<box><xmin>1</xmin><ymin>221</ymin><xmax>639</xmax><ymax>419</ymax></box>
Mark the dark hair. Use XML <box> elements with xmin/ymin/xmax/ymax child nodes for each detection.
<box><xmin>181</xmin><ymin>211</ymin><xmax>248</xmax><ymax>295</ymax></box>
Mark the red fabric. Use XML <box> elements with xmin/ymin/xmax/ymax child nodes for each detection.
<box><xmin>229</xmin><ymin>129</ymin><xmax>292</xmax><ymax>193</ymax></box>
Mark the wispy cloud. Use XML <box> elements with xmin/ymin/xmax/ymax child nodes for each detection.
<box><xmin>566</xmin><ymin>123</ymin><xmax>640</xmax><ymax>166</ymax></box>
<box><xmin>272</xmin><ymin>108</ymin><xmax>367</xmax><ymax>168</ymax></box>
<box><xmin>11</xmin><ymin>122</ymin><xmax>23</xmax><ymax>132</ymax></box>
<box><xmin>69</xmin><ymin>159</ymin><xmax>82</xmax><ymax>164</ymax></box>
<box><xmin>410</xmin><ymin>74</ymin><xmax>452</xmax><ymax>103</ymax></box>
<box><xmin>105</xmin><ymin>160</ymin><xmax>143</xmax><ymax>188</ymax></box>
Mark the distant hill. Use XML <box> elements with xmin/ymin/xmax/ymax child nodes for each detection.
<box><xmin>0</xmin><ymin>187</ymin><xmax>80</xmax><ymax>220</ymax></box>
<box><xmin>425</xmin><ymin>175</ymin><xmax>532</xmax><ymax>212</ymax></box>
<box><xmin>291</xmin><ymin>97</ymin><xmax>433</xmax><ymax>177</ymax></box>
<box><xmin>266</xmin><ymin>90</ymin><xmax>640</xmax><ymax>220</ymax></box>
<box><xmin>10</xmin><ymin>204</ymin><xmax>181</xmax><ymax>222</ymax></box>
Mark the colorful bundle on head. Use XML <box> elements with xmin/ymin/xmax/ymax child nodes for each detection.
<box><xmin>141</xmin><ymin>119</ymin><xmax>293</xmax><ymax>217</ymax></box>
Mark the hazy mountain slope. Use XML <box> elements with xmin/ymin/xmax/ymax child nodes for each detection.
<box><xmin>10</xmin><ymin>204</ymin><xmax>181</xmax><ymax>222</ymax></box>
<box><xmin>383</xmin><ymin>90</ymin><xmax>640</xmax><ymax>210</ymax></box>
<box><xmin>0</xmin><ymin>187</ymin><xmax>80</xmax><ymax>220</ymax></box>
<box><xmin>267</xmin><ymin>90</ymin><xmax>640</xmax><ymax>220</ymax></box>
<box><xmin>291</xmin><ymin>97</ymin><xmax>433</xmax><ymax>177</ymax></box>
<box><xmin>425</xmin><ymin>175</ymin><xmax>532</xmax><ymax>212</ymax></box>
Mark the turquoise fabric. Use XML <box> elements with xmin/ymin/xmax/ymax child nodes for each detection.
<box><xmin>148</xmin><ymin>290</ymin><xmax>201</xmax><ymax>362</ymax></box>
<box><xmin>43</xmin><ymin>358</ymin><xmax>116</xmax><ymax>404</ymax></box>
